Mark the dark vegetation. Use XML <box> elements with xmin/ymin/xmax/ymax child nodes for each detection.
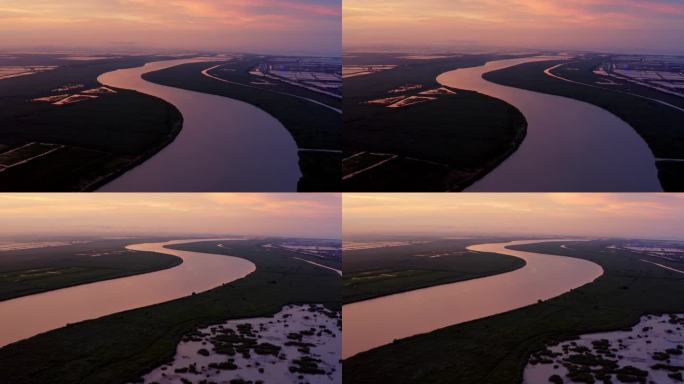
<box><xmin>170</xmin><ymin>304</ymin><xmax>339</xmax><ymax>380</ymax></box>
<box><xmin>344</xmin><ymin>240</ymin><xmax>684</xmax><ymax>384</ymax></box>
<box><xmin>0</xmin><ymin>54</ymin><xmax>182</xmax><ymax>191</ymax></box>
<box><xmin>0</xmin><ymin>238</ymin><xmax>180</xmax><ymax>301</ymax></box>
<box><xmin>483</xmin><ymin>56</ymin><xmax>684</xmax><ymax>191</ymax></box>
<box><xmin>343</xmin><ymin>238</ymin><xmax>523</xmax><ymax>303</ymax></box>
<box><xmin>0</xmin><ymin>239</ymin><xmax>339</xmax><ymax>384</ymax></box>
<box><xmin>142</xmin><ymin>56</ymin><xmax>341</xmax><ymax>192</ymax></box>
<box><xmin>343</xmin><ymin>53</ymin><xmax>527</xmax><ymax>191</ymax></box>
<box><xmin>528</xmin><ymin>316</ymin><xmax>684</xmax><ymax>384</ymax></box>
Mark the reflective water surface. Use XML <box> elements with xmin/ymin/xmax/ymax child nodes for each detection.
<box><xmin>437</xmin><ymin>57</ymin><xmax>661</xmax><ymax>191</ymax></box>
<box><xmin>0</xmin><ymin>239</ymin><xmax>255</xmax><ymax>347</ymax></box>
<box><xmin>98</xmin><ymin>59</ymin><xmax>301</xmax><ymax>191</ymax></box>
<box><xmin>342</xmin><ymin>239</ymin><xmax>603</xmax><ymax>358</ymax></box>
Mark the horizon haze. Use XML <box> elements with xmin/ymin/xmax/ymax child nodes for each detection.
<box><xmin>0</xmin><ymin>193</ymin><xmax>341</xmax><ymax>238</ymax></box>
<box><xmin>344</xmin><ymin>0</ymin><xmax>684</xmax><ymax>55</ymax></box>
<box><xmin>0</xmin><ymin>0</ymin><xmax>341</xmax><ymax>56</ymax></box>
<box><xmin>344</xmin><ymin>194</ymin><xmax>684</xmax><ymax>241</ymax></box>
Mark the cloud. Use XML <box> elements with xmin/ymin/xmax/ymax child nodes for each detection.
<box><xmin>343</xmin><ymin>0</ymin><xmax>684</xmax><ymax>53</ymax></box>
<box><xmin>343</xmin><ymin>193</ymin><xmax>684</xmax><ymax>240</ymax></box>
<box><xmin>0</xmin><ymin>0</ymin><xmax>341</xmax><ymax>53</ymax></box>
<box><xmin>0</xmin><ymin>193</ymin><xmax>341</xmax><ymax>238</ymax></box>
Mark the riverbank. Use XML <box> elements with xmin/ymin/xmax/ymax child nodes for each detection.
<box><xmin>343</xmin><ymin>239</ymin><xmax>602</xmax><ymax>359</ymax></box>
<box><xmin>343</xmin><ymin>238</ymin><xmax>525</xmax><ymax>304</ymax></box>
<box><xmin>141</xmin><ymin>57</ymin><xmax>340</xmax><ymax>192</ymax></box>
<box><xmin>483</xmin><ymin>57</ymin><xmax>682</xmax><ymax>190</ymax></box>
<box><xmin>0</xmin><ymin>239</ymin><xmax>339</xmax><ymax>384</ymax></box>
<box><xmin>343</xmin><ymin>240</ymin><xmax>684</xmax><ymax>384</ymax></box>
<box><xmin>0</xmin><ymin>55</ymin><xmax>183</xmax><ymax>191</ymax></box>
<box><xmin>0</xmin><ymin>238</ymin><xmax>181</xmax><ymax>301</ymax></box>
<box><xmin>99</xmin><ymin>58</ymin><xmax>302</xmax><ymax>192</ymax></box>
<box><xmin>0</xmin><ymin>238</ymin><xmax>255</xmax><ymax>348</ymax></box>
<box><xmin>342</xmin><ymin>53</ymin><xmax>528</xmax><ymax>191</ymax></box>
<box><xmin>438</xmin><ymin>57</ymin><xmax>661</xmax><ymax>192</ymax></box>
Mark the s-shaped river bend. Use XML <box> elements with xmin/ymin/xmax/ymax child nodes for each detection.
<box><xmin>342</xmin><ymin>239</ymin><xmax>604</xmax><ymax>359</ymax></box>
<box><xmin>0</xmin><ymin>239</ymin><xmax>255</xmax><ymax>348</ymax></box>
<box><xmin>437</xmin><ymin>57</ymin><xmax>661</xmax><ymax>192</ymax></box>
<box><xmin>98</xmin><ymin>58</ymin><xmax>301</xmax><ymax>191</ymax></box>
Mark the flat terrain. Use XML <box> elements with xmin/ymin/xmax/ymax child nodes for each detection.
<box><xmin>0</xmin><ymin>54</ymin><xmax>182</xmax><ymax>191</ymax></box>
<box><xmin>0</xmin><ymin>238</ymin><xmax>180</xmax><ymax>301</ymax></box>
<box><xmin>343</xmin><ymin>240</ymin><xmax>684</xmax><ymax>384</ymax></box>
<box><xmin>0</xmin><ymin>239</ymin><xmax>339</xmax><ymax>384</ymax></box>
<box><xmin>343</xmin><ymin>238</ymin><xmax>524</xmax><ymax>303</ymax></box>
<box><xmin>143</xmin><ymin>55</ymin><xmax>342</xmax><ymax>192</ymax></box>
<box><xmin>484</xmin><ymin>56</ymin><xmax>684</xmax><ymax>191</ymax></box>
<box><xmin>343</xmin><ymin>53</ymin><xmax>527</xmax><ymax>191</ymax></box>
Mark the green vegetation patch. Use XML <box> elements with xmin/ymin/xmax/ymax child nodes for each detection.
<box><xmin>343</xmin><ymin>239</ymin><xmax>524</xmax><ymax>303</ymax></box>
<box><xmin>343</xmin><ymin>240</ymin><xmax>684</xmax><ymax>384</ymax></box>
<box><xmin>0</xmin><ymin>239</ymin><xmax>339</xmax><ymax>384</ymax></box>
<box><xmin>0</xmin><ymin>239</ymin><xmax>181</xmax><ymax>301</ymax></box>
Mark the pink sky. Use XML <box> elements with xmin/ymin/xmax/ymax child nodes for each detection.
<box><xmin>344</xmin><ymin>0</ymin><xmax>684</xmax><ymax>54</ymax></box>
<box><xmin>0</xmin><ymin>193</ymin><xmax>341</xmax><ymax>238</ymax></box>
<box><xmin>0</xmin><ymin>0</ymin><xmax>341</xmax><ymax>55</ymax></box>
<box><xmin>344</xmin><ymin>194</ymin><xmax>684</xmax><ymax>240</ymax></box>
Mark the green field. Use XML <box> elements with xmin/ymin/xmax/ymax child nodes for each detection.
<box><xmin>0</xmin><ymin>54</ymin><xmax>182</xmax><ymax>191</ymax></box>
<box><xmin>483</xmin><ymin>56</ymin><xmax>684</xmax><ymax>191</ymax></box>
<box><xmin>0</xmin><ymin>239</ymin><xmax>339</xmax><ymax>384</ymax></box>
<box><xmin>343</xmin><ymin>240</ymin><xmax>684</xmax><ymax>384</ymax></box>
<box><xmin>142</xmin><ymin>56</ymin><xmax>341</xmax><ymax>192</ymax></box>
<box><xmin>343</xmin><ymin>238</ymin><xmax>524</xmax><ymax>303</ymax></box>
<box><xmin>343</xmin><ymin>53</ymin><xmax>528</xmax><ymax>191</ymax></box>
<box><xmin>0</xmin><ymin>238</ymin><xmax>181</xmax><ymax>301</ymax></box>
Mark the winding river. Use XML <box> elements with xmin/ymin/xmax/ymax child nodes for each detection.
<box><xmin>0</xmin><ymin>238</ymin><xmax>255</xmax><ymax>348</ymax></box>
<box><xmin>342</xmin><ymin>239</ymin><xmax>603</xmax><ymax>359</ymax></box>
<box><xmin>437</xmin><ymin>57</ymin><xmax>661</xmax><ymax>192</ymax></box>
<box><xmin>97</xmin><ymin>58</ymin><xmax>301</xmax><ymax>191</ymax></box>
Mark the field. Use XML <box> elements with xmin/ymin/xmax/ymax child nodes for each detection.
<box><xmin>343</xmin><ymin>53</ymin><xmax>528</xmax><ymax>191</ymax></box>
<box><xmin>483</xmin><ymin>55</ymin><xmax>684</xmax><ymax>191</ymax></box>
<box><xmin>0</xmin><ymin>238</ymin><xmax>181</xmax><ymax>301</ymax></box>
<box><xmin>343</xmin><ymin>238</ymin><xmax>524</xmax><ymax>303</ymax></box>
<box><xmin>142</xmin><ymin>55</ymin><xmax>342</xmax><ymax>192</ymax></box>
<box><xmin>343</xmin><ymin>240</ymin><xmax>684</xmax><ymax>384</ymax></box>
<box><xmin>0</xmin><ymin>54</ymin><xmax>182</xmax><ymax>191</ymax></box>
<box><xmin>0</xmin><ymin>239</ymin><xmax>340</xmax><ymax>384</ymax></box>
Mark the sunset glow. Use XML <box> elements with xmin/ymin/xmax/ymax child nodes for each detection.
<box><xmin>344</xmin><ymin>193</ymin><xmax>684</xmax><ymax>240</ymax></box>
<box><xmin>0</xmin><ymin>193</ymin><xmax>341</xmax><ymax>237</ymax></box>
<box><xmin>0</xmin><ymin>0</ymin><xmax>341</xmax><ymax>54</ymax></box>
<box><xmin>344</xmin><ymin>0</ymin><xmax>684</xmax><ymax>53</ymax></box>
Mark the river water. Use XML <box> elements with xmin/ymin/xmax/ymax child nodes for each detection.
<box><xmin>0</xmin><ymin>238</ymin><xmax>255</xmax><ymax>348</ymax></box>
<box><xmin>342</xmin><ymin>239</ymin><xmax>603</xmax><ymax>359</ymax></box>
<box><xmin>437</xmin><ymin>57</ymin><xmax>661</xmax><ymax>192</ymax></box>
<box><xmin>97</xmin><ymin>58</ymin><xmax>301</xmax><ymax>191</ymax></box>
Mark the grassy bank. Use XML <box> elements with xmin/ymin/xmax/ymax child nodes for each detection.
<box><xmin>343</xmin><ymin>53</ymin><xmax>528</xmax><ymax>191</ymax></box>
<box><xmin>343</xmin><ymin>240</ymin><xmax>684</xmax><ymax>384</ymax></box>
<box><xmin>0</xmin><ymin>239</ymin><xmax>339</xmax><ymax>384</ymax></box>
<box><xmin>483</xmin><ymin>57</ymin><xmax>684</xmax><ymax>191</ymax></box>
<box><xmin>0</xmin><ymin>55</ymin><xmax>182</xmax><ymax>191</ymax></box>
<box><xmin>142</xmin><ymin>57</ymin><xmax>341</xmax><ymax>192</ymax></box>
<box><xmin>0</xmin><ymin>238</ymin><xmax>181</xmax><ymax>301</ymax></box>
<box><xmin>343</xmin><ymin>239</ymin><xmax>524</xmax><ymax>304</ymax></box>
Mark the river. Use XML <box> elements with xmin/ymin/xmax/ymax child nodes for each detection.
<box><xmin>436</xmin><ymin>57</ymin><xmax>662</xmax><ymax>192</ymax></box>
<box><xmin>97</xmin><ymin>58</ymin><xmax>301</xmax><ymax>191</ymax></box>
<box><xmin>0</xmin><ymin>238</ymin><xmax>255</xmax><ymax>348</ymax></box>
<box><xmin>342</xmin><ymin>239</ymin><xmax>603</xmax><ymax>359</ymax></box>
